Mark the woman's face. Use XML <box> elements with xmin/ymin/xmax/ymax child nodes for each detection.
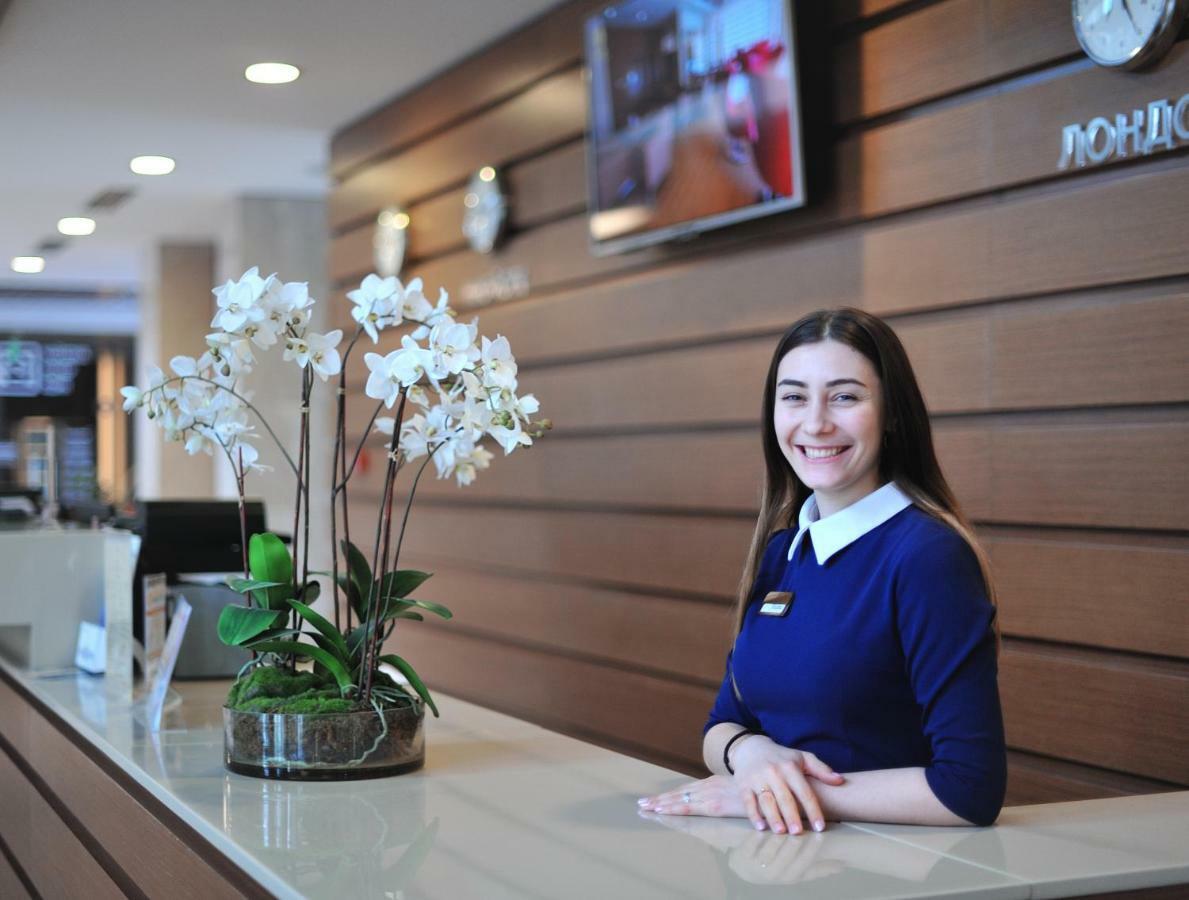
<box><xmin>773</xmin><ymin>339</ymin><xmax>884</xmax><ymax>517</ymax></box>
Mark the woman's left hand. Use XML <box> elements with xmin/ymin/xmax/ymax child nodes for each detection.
<box><xmin>638</xmin><ymin>775</ymin><xmax>752</xmax><ymax>820</ymax></box>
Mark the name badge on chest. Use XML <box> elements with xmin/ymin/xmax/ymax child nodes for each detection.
<box><xmin>758</xmin><ymin>591</ymin><xmax>794</xmax><ymax>617</ymax></box>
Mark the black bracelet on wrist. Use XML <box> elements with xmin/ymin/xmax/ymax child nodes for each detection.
<box><xmin>723</xmin><ymin>729</ymin><xmax>755</xmax><ymax>774</ymax></box>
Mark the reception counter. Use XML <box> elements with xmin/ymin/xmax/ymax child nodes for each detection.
<box><xmin>0</xmin><ymin>658</ymin><xmax>1186</xmax><ymax>899</ymax></box>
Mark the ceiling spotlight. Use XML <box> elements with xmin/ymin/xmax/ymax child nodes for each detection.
<box><xmin>245</xmin><ymin>62</ymin><xmax>301</xmax><ymax>84</ymax></box>
<box><xmin>130</xmin><ymin>155</ymin><xmax>176</xmax><ymax>175</ymax></box>
<box><xmin>57</xmin><ymin>217</ymin><xmax>96</xmax><ymax>236</ymax></box>
<box><xmin>11</xmin><ymin>256</ymin><xmax>45</xmax><ymax>274</ymax></box>
<box><xmin>392</xmin><ymin>212</ymin><xmax>410</xmax><ymax>230</ymax></box>
<box><xmin>478</xmin><ymin>166</ymin><xmax>497</xmax><ymax>183</ymax></box>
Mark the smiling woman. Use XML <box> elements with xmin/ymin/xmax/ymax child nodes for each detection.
<box><xmin>640</xmin><ymin>308</ymin><xmax>1006</xmax><ymax>833</ymax></box>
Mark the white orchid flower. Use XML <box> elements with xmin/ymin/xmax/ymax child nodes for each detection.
<box><xmin>481</xmin><ymin>335</ymin><xmax>518</xmax><ymax>390</ymax></box>
<box><xmin>234</xmin><ymin>441</ymin><xmax>270</xmax><ymax>472</ymax></box>
<box><xmin>373</xmin><ymin>416</ymin><xmax>395</xmax><ymax>436</ymax></box>
<box><xmin>348</xmin><ymin>273</ymin><xmax>400</xmax><ymax>308</ymax></box>
<box><xmin>364</xmin><ymin>351</ymin><xmax>404</xmax><ymax>408</ymax></box>
<box><xmin>119</xmin><ymin>386</ymin><xmax>143</xmax><ymax>411</ymax></box>
<box><xmin>401</xmin><ymin>277</ymin><xmax>433</xmax><ymax>322</ymax></box>
<box><xmin>350</xmin><ymin>294</ymin><xmax>397</xmax><ymax>343</ymax></box>
<box><xmin>283</xmin><ymin>329</ymin><xmax>342</xmax><ymax>380</ymax></box>
<box><xmin>429</xmin><ymin>321</ymin><xmax>480</xmax><ymax>376</ymax></box>
<box><xmin>451</xmin><ymin>440</ymin><xmax>493</xmax><ymax>486</ymax></box>
<box><xmin>185</xmin><ymin>428</ymin><xmax>216</xmax><ymax>456</ymax></box>
<box><xmin>307</xmin><ymin>330</ymin><xmax>343</xmax><ymax>381</ymax></box>
<box><xmin>410</xmin><ymin>288</ymin><xmax>453</xmax><ymax>339</ymax></box>
<box><xmin>170</xmin><ymin>355</ymin><xmax>198</xmax><ymax>377</ymax></box>
<box><xmin>212</xmin><ymin>279</ymin><xmax>266</xmax><ymax>333</ymax></box>
<box><xmin>488</xmin><ymin>416</ymin><xmax>532</xmax><ymax>455</ymax></box>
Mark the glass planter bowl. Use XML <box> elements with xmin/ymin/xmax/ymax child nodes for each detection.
<box><xmin>224</xmin><ymin>700</ymin><xmax>425</xmax><ymax>780</ymax></box>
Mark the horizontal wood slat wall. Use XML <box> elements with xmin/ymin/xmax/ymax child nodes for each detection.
<box><xmin>330</xmin><ymin>0</ymin><xmax>1189</xmax><ymax>805</ymax></box>
<box><xmin>0</xmin><ymin>675</ymin><xmax>263</xmax><ymax>899</ymax></box>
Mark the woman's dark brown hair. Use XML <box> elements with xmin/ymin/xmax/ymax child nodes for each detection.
<box><xmin>733</xmin><ymin>308</ymin><xmax>998</xmax><ymax>639</ymax></box>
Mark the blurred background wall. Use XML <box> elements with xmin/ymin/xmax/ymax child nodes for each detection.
<box><xmin>327</xmin><ymin>0</ymin><xmax>1188</xmax><ymax>804</ymax></box>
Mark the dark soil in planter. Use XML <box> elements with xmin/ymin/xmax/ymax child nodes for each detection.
<box><xmin>224</xmin><ymin>666</ymin><xmax>424</xmax><ymax>780</ymax></box>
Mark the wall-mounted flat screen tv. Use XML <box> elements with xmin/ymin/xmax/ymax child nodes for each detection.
<box><xmin>584</xmin><ymin>0</ymin><xmax>805</xmax><ymax>255</ymax></box>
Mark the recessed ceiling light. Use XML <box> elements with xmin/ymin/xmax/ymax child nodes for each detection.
<box><xmin>478</xmin><ymin>166</ymin><xmax>497</xmax><ymax>183</ymax></box>
<box><xmin>57</xmin><ymin>217</ymin><xmax>96</xmax><ymax>236</ymax></box>
<box><xmin>130</xmin><ymin>155</ymin><xmax>176</xmax><ymax>175</ymax></box>
<box><xmin>245</xmin><ymin>62</ymin><xmax>300</xmax><ymax>84</ymax></box>
<box><xmin>11</xmin><ymin>256</ymin><xmax>45</xmax><ymax>274</ymax></box>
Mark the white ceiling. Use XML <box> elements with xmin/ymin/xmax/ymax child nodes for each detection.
<box><xmin>0</xmin><ymin>0</ymin><xmax>561</xmax><ymax>294</ymax></box>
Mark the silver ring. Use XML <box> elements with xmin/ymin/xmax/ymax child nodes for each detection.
<box><xmin>682</xmin><ymin>791</ymin><xmax>692</xmax><ymax>804</ymax></box>
<box><xmin>759</xmin><ymin>787</ymin><xmax>773</xmax><ymax>795</ymax></box>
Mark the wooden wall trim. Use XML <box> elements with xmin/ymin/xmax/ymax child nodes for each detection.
<box><xmin>331</xmin><ymin>67</ymin><xmax>586</xmax><ymax>232</ymax></box>
<box><xmin>330</xmin><ymin>158</ymin><xmax>1189</xmax><ymax>350</ymax></box>
<box><xmin>0</xmin><ymin>672</ymin><xmax>267</xmax><ymax>899</ymax></box>
<box><xmin>353</xmin><ymin>416</ymin><xmax>1189</xmax><ymax>531</ymax></box>
<box><xmin>329</xmin><ymin>22</ymin><xmax>1188</xmax><ymax>283</ymax></box>
<box><xmin>0</xmin><ymin>835</ymin><xmax>33</xmax><ymax>900</ymax></box>
<box><xmin>999</xmin><ymin>642</ymin><xmax>1189</xmax><ymax>784</ymax></box>
<box><xmin>1005</xmin><ymin>750</ymin><xmax>1180</xmax><ymax>806</ymax></box>
<box><xmin>0</xmin><ymin>742</ymin><xmax>125</xmax><ymax>899</ymax></box>
<box><xmin>833</xmin><ymin>0</ymin><xmax>1080</xmax><ymax>123</ymax></box>
<box><xmin>331</xmin><ymin>0</ymin><xmax>604</xmax><ymax>180</ymax></box>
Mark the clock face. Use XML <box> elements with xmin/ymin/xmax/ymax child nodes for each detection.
<box><xmin>1072</xmin><ymin>0</ymin><xmax>1187</xmax><ymax>69</ymax></box>
<box><xmin>462</xmin><ymin>169</ymin><xmax>507</xmax><ymax>255</ymax></box>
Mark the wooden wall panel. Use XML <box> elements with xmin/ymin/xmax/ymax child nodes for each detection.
<box><xmin>1004</xmin><ymin>751</ymin><xmax>1176</xmax><ymax>806</ymax></box>
<box><xmin>331</xmin><ymin>68</ymin><xmax>586</xmax><ymax>231</ymax></box>
<box><xmin>331</xmin><ymin>0</ymin><xmax>1189</xmax><ymax>801</ymax></box>
<box><xmin>330</xmin><ymin>0</ymin><xmax>601</xmax><ymax>178</ymax></box>
<box><xmin>0</xmin><ymin>748</ymin><xmax>125</xmax><ymax>900</ymax></box>
<box><xmin>339</xmin><ymin>162</ymin><xmax>1189</xmax><ymax>366</ymax></box>
<box><xmin>416</xmin><ymin>566</ymin><xmax>731</xmax><ymax>683</ymax></box>
<box><xmin>0</xmin><ymin>676</ymin><xmax>259</xmax><ymax>899</ymax></box>
<box><xmin>834</xmin><ymin>0</ymin><xmax>1080</xmax><ymax>122</ymax></box>
<box><xmin>362</xmin><ymin>506</ymin><xmax>752</xmax><ymax>599</ymax></box>
<box><xmin>361</xmin><ymin>418</ymin><xmax>1189</xmax><ymax>532</ymax></box>
<box><xmin>986</xmin><ymin>532</ymin><xmax>1189</xmax><ymax>659</ymax></box>
<box><xmin>338</xmin><ymin>281</ymin><xmax>1188</xmax><ymax>442</ymax></box>
<box><xmin>330</xmin><ymin>140</ymin><xmax>588</xmax><ymax>284</ymax></box>
<box><xmin>388</xmin><ymin>625</ymin><xmax>714</xmax><ymax>767</ymax></box>
<box><xmin>999</xmin><ymin>644</ymin><xmax>1189</xmax><ymax>784</ymax></box>
<box><xmin>0</xmin><ymin>843</ymin><xmax>32</xmax><ymax>900</ymax></box>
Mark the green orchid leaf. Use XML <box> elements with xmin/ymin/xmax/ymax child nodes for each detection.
<box><xmin>225</xmin><ymin>577</ymin><xmax>286</xmax><ymax>595</ymax></box>
<box><xmin>216</xmin><ymin>606</ymin><xmax>285</xmax><ymax>646</ymax></box>
<box><xmin>250</xmin><ymin>640</ymin><xmax>353</xmax><ymax>695</ymax></box>
<box><xmin>248</xmin><ymin>533</ymin><xmax>294</xmax><ymax>610</ymax></box>
<box><xmin>382</xmin><ymin>597</ymin><xmax>452</xmax><ymax>621</ymax></box>
<box><xmin>389</xmin><ymin>611</ymin><xmax>424</xmax><ymax>622</ymax></box>
<box><xmin>298</xmin><ymin>580</ymin><xmax>321</xmax><ymax>605</ymax></box>
<box><xmin>379</xmin><ymin>654</ymin><xmax>439</xmax><ymax>717</ymax></box>
<box><xmin>286</xmin><ymin>599</ymin><xmax>350</xmax><ymax>666</ymax></box>
<box><xmin>340</xmin><ymin>540</ymin><xmax>372</xmax><ymax>619</ymax></box>
<box><xmin>380</xmin><ymin>570</ymin><xmax>432</xmax><ymax>600</ymax></box>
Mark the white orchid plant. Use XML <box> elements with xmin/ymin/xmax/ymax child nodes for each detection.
<box><xmin>123</xmin><ymin>268</ymin><xmax>548</xmax><ymax>713</ymax></box>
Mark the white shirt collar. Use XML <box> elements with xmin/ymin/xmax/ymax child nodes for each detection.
<box><xmin>787</xmin><ymin>482</ymin><xmax>913</xmax><ymax>565</ymax></box>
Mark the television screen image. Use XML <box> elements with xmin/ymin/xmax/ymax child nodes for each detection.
<box><xmin>585</xmin><ymin>0</ymin><xmax>805</xmax><ymax>254</ymax></box>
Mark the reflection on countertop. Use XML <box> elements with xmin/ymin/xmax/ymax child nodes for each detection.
<box><xmin>5</xmin><ymin>662</ymin><xmax>1187</xmax><ymax>900</ymax></box>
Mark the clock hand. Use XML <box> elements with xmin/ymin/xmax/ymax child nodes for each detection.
<box><xmin>1120</xmin><ymin>0</ymin><xmax>1141</xmax><ymax>34</ymax></box>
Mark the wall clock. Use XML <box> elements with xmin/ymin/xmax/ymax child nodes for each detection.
<box><xmin>462</xmin><ymin>167</ymin><xmax>508</xmax><ymax>255</ymax></box>
<box><xmin>1072</xmin><ymin>0</ymin><xmax>1187</xmax><ymax>69</ymax></box>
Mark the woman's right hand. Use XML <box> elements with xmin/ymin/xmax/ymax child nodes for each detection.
<box><xmin>730</xmin><ymin>735</ymin><xmax>846</xmax><ymax>834</ymax></box>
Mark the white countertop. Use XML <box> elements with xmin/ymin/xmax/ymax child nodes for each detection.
<box><xmin>4</xmin><ymin>660</ymin><xmax>1187</xmax><ymax>900</ymax></box>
